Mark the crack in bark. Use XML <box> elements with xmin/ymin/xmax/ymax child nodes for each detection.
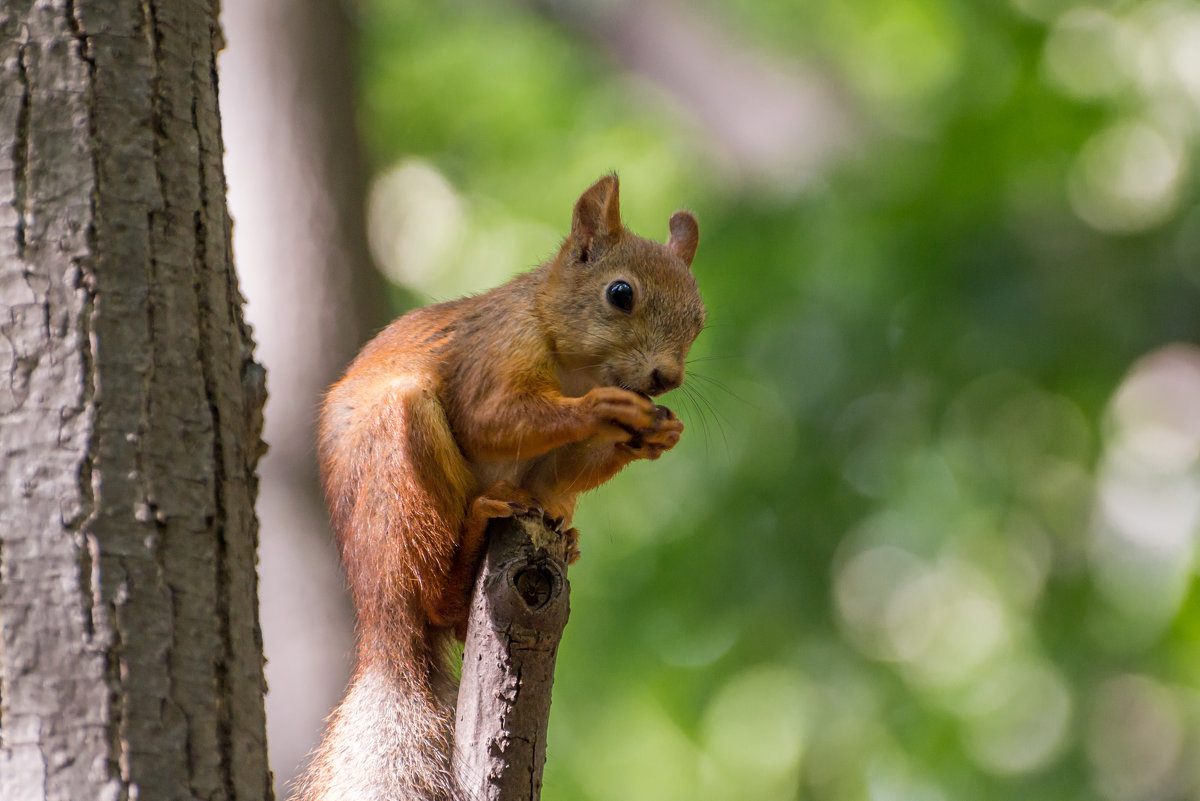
<box><xmin>105</xmin><ymin>575</ymin><xmax>131</xmax><ymax>801</ymax></box>
<box><xmin>63</xmin><ymin>0</ymin><xmax>94</xmax><ymax>68</ymax></box>
<box><xmin>527</xmin><ymin>731</ymin><xmax>538</xmax><ymax>799</ymax></box>
<box><xmin>138</xmin><ymin>0</ymin><xmax>164</xmax><ymax>547</ymax></box>
<box><xmin>60</xmin><ymin>0</ymin><xmax>122</xmax><ymax>793</ymax></box>
<box><xmin>191</xmin><ymin>58</ymin><xmax>239</xmax><ymax>801</ymax></box>
<box><xmin>72</xmin><ymin>257</ymin><xmax>99</xmax><ymax>643</ymax></box>
<box><xmin>144</xmin><ymin>0</ymin><xmax>169</xmax><ymax>198</ymax></box>
<box><xmin>139</xmin><ymin>3</ymin><xmax>207</xmax><ymax>796</ymax></box>
<box><xmin>14</xmin><ymin>43</ymin><xmax>29</xmax><ymax>259</ymax></box>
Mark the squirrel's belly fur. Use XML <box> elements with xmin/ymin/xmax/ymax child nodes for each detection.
<box><xmin>293</xmin><ymin>175</ymin><xmax>704</xmax><ymax>801</ymax></box>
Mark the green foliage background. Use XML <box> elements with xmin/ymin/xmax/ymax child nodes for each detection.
<box><xmin>351</xmin><ymin>0</ymin><xmax>1200</xmax><ymax>798</ymax></box>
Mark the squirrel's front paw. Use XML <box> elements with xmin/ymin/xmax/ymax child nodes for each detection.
<box><xmin>622</xmin><ymin>405</ymin><xmax>684</xmax><ymax>460</ymax></box>
<box><xmin>584</xmin><ymin>386</ymin><xmax>658</xmax><ymax>441</ymax></box>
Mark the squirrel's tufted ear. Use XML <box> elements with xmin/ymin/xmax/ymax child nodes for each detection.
<box><xmin>571</xmin><ymin>174</ymin><xmax>622</xmax><ymax>253</ymax></box>
<box><xmin>667</xmin><ymin>211</ymin><xmax>699</xmax><ymax>268</ymax></box>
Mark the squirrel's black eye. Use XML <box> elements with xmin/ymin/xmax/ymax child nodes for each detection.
<box><xmin>606</xmin><ymin>280</ymin><xmax>634</xmax><ymax>313</ymax></box>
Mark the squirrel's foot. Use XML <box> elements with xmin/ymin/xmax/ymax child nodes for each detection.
<box><xmin>536</xmin><ymin>515</ymin><xmax>579</xmax><ymax>564</ymax></box>
<box><xmin>435</xmin><ymin>481</ymin><xmax>547</xmax><ymax>636</ymax></box>
<box><xmin>563</xmin><ymin>527</ymin><xmax>581</xmax><ymax>565</ymax></box>
<box><xmin>472</xmin><ymin>480</ymin><xmax>545</xmax><ymax>522</ymax></box>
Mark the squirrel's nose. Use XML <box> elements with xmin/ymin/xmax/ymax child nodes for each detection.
<box><xmin>649</xmin><ymin>367</ymin><xmax>683</xmax><ymax>396</ymax></box>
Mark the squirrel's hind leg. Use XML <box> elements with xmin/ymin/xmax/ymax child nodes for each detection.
<box><xmin>428</xmin><ymin>480</ymin><xmax>543</xmax><ymax>637</ymax></box>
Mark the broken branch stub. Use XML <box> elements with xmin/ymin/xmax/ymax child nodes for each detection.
<box><xmin>452</xmin><ymin>514</ymin><xmax>572</xmax><ymax>801</ymax></box>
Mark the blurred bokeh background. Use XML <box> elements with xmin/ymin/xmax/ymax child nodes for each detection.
<box><xmin>219</xmin><ymin>0</ymin><xmax>1200</xmax><ymax>799</ymax></box>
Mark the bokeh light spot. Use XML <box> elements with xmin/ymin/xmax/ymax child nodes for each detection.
<box><xmin>1043</xmin><ymin>9</ymin><xmax>1132</xmax><ymax>99</ymax></box>
<box><xmin>702</xmin><ymin>664</ymin><xmax>808</xmax><ymax>796</ymax></box>
<box><xmin>366</xmin><ymin>159</ymin><xmax>465</xmax><ymax>289</ymax></box>
<box><xmin>835</xmin><ymin>541</ymin><xmax>926</xmax><ymax>661</ymax></box>
<box><xmin>886</xmin><ymin>559</ymin><xmax>1009</xmax><ymax>689</ymax></box>
<box><xmin>1068</xmin><ymin>120</ymin><xmax>1184</xmax><ymax>234</ymax></box>
<box><xmin>1087</xmin><ymin>674</ymin><xmax>1185</xmax><ymax>800</ymax></box>
<box><xmin>958</xmin><ymin>658</ymin><xmax>1072</xmax><ymax>775</ymax></box>
<box><xmin>1090</xmin><ymin>345</ymin><xmax>1200</xmax><ymax>629</ymax></box>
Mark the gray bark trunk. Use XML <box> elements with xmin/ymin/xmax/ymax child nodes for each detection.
<box><xmin>0</xmin><ymin>2</ymin><xmax>271</xmax><ymax>800</ymax></box>
<box><xmin>453</xmin><ymin>516</ymin><xmax>571</xmax><ymax>801</ymax></box>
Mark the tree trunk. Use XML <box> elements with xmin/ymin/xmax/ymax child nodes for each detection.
<box><xmin>0</xmin><ymin>2</ymin><xmax>271</xmax><ymax>800</ymax></box>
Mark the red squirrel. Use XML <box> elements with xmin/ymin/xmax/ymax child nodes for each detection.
<box><xmin>293</xmin><ymin>175</ymin><xmax>705</xmax><ymax>800</ymax></box>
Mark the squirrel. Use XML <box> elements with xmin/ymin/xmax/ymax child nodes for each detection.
<box><xmin>292</xmin><ymin>174</ymin><xmax>705</xmax><ymax>801</ymax></box>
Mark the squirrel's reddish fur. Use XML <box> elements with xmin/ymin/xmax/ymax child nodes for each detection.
<box><xmin>293</xmin><ymin>175</ymin><xmax>704</xmax><ymax>801</ymax></box>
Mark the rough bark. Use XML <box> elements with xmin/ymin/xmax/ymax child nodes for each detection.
<box><xmin>0</xmin><ymin>2</ymin><xmax>271</xmax><ymax>800</ymax></box>
<box><xmin>453</xmin><ymin>516</ymin><xmax>572</xmax><ymax>801</ymax></box>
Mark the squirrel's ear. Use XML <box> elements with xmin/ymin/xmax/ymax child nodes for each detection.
<box><xmin>571</xmin><ymin>174</ymin><xmax>622</xmax><ymax>251</ymax></box>
<box><xmin>667</xmin><ymin>211</ymin><xmax>699</xmax><ymax>268</ymax></box>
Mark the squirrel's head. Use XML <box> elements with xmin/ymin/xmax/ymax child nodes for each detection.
<box><xmin>543</xmin><ymin>174</ymin><xmax>705</xmax><ymax>398</ymax></box>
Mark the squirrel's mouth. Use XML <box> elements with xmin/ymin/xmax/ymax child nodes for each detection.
<box><xmin>609</xmin><ymin>363</ymin><xmax>672</xmax><ymax>398</ymax></box>
<box><xmin>621</xmin><ymin>372</ymin><xmax>679</xmax><ymax>398</ymax></box>
<box><xmin>617</xmin><ymin>380</ymin><xmax>658</xmax><ymax>401</ymax></box>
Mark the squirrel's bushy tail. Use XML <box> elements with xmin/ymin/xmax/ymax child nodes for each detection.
<box><xmin>291</xmin><ymin>647</ymin><xmax>464</xmax><ymax>801</ymax></box>
<box><xmin>304</xmin><ymin>379</ymin><xmax>475</xmax><ymax>801</ymax></box>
